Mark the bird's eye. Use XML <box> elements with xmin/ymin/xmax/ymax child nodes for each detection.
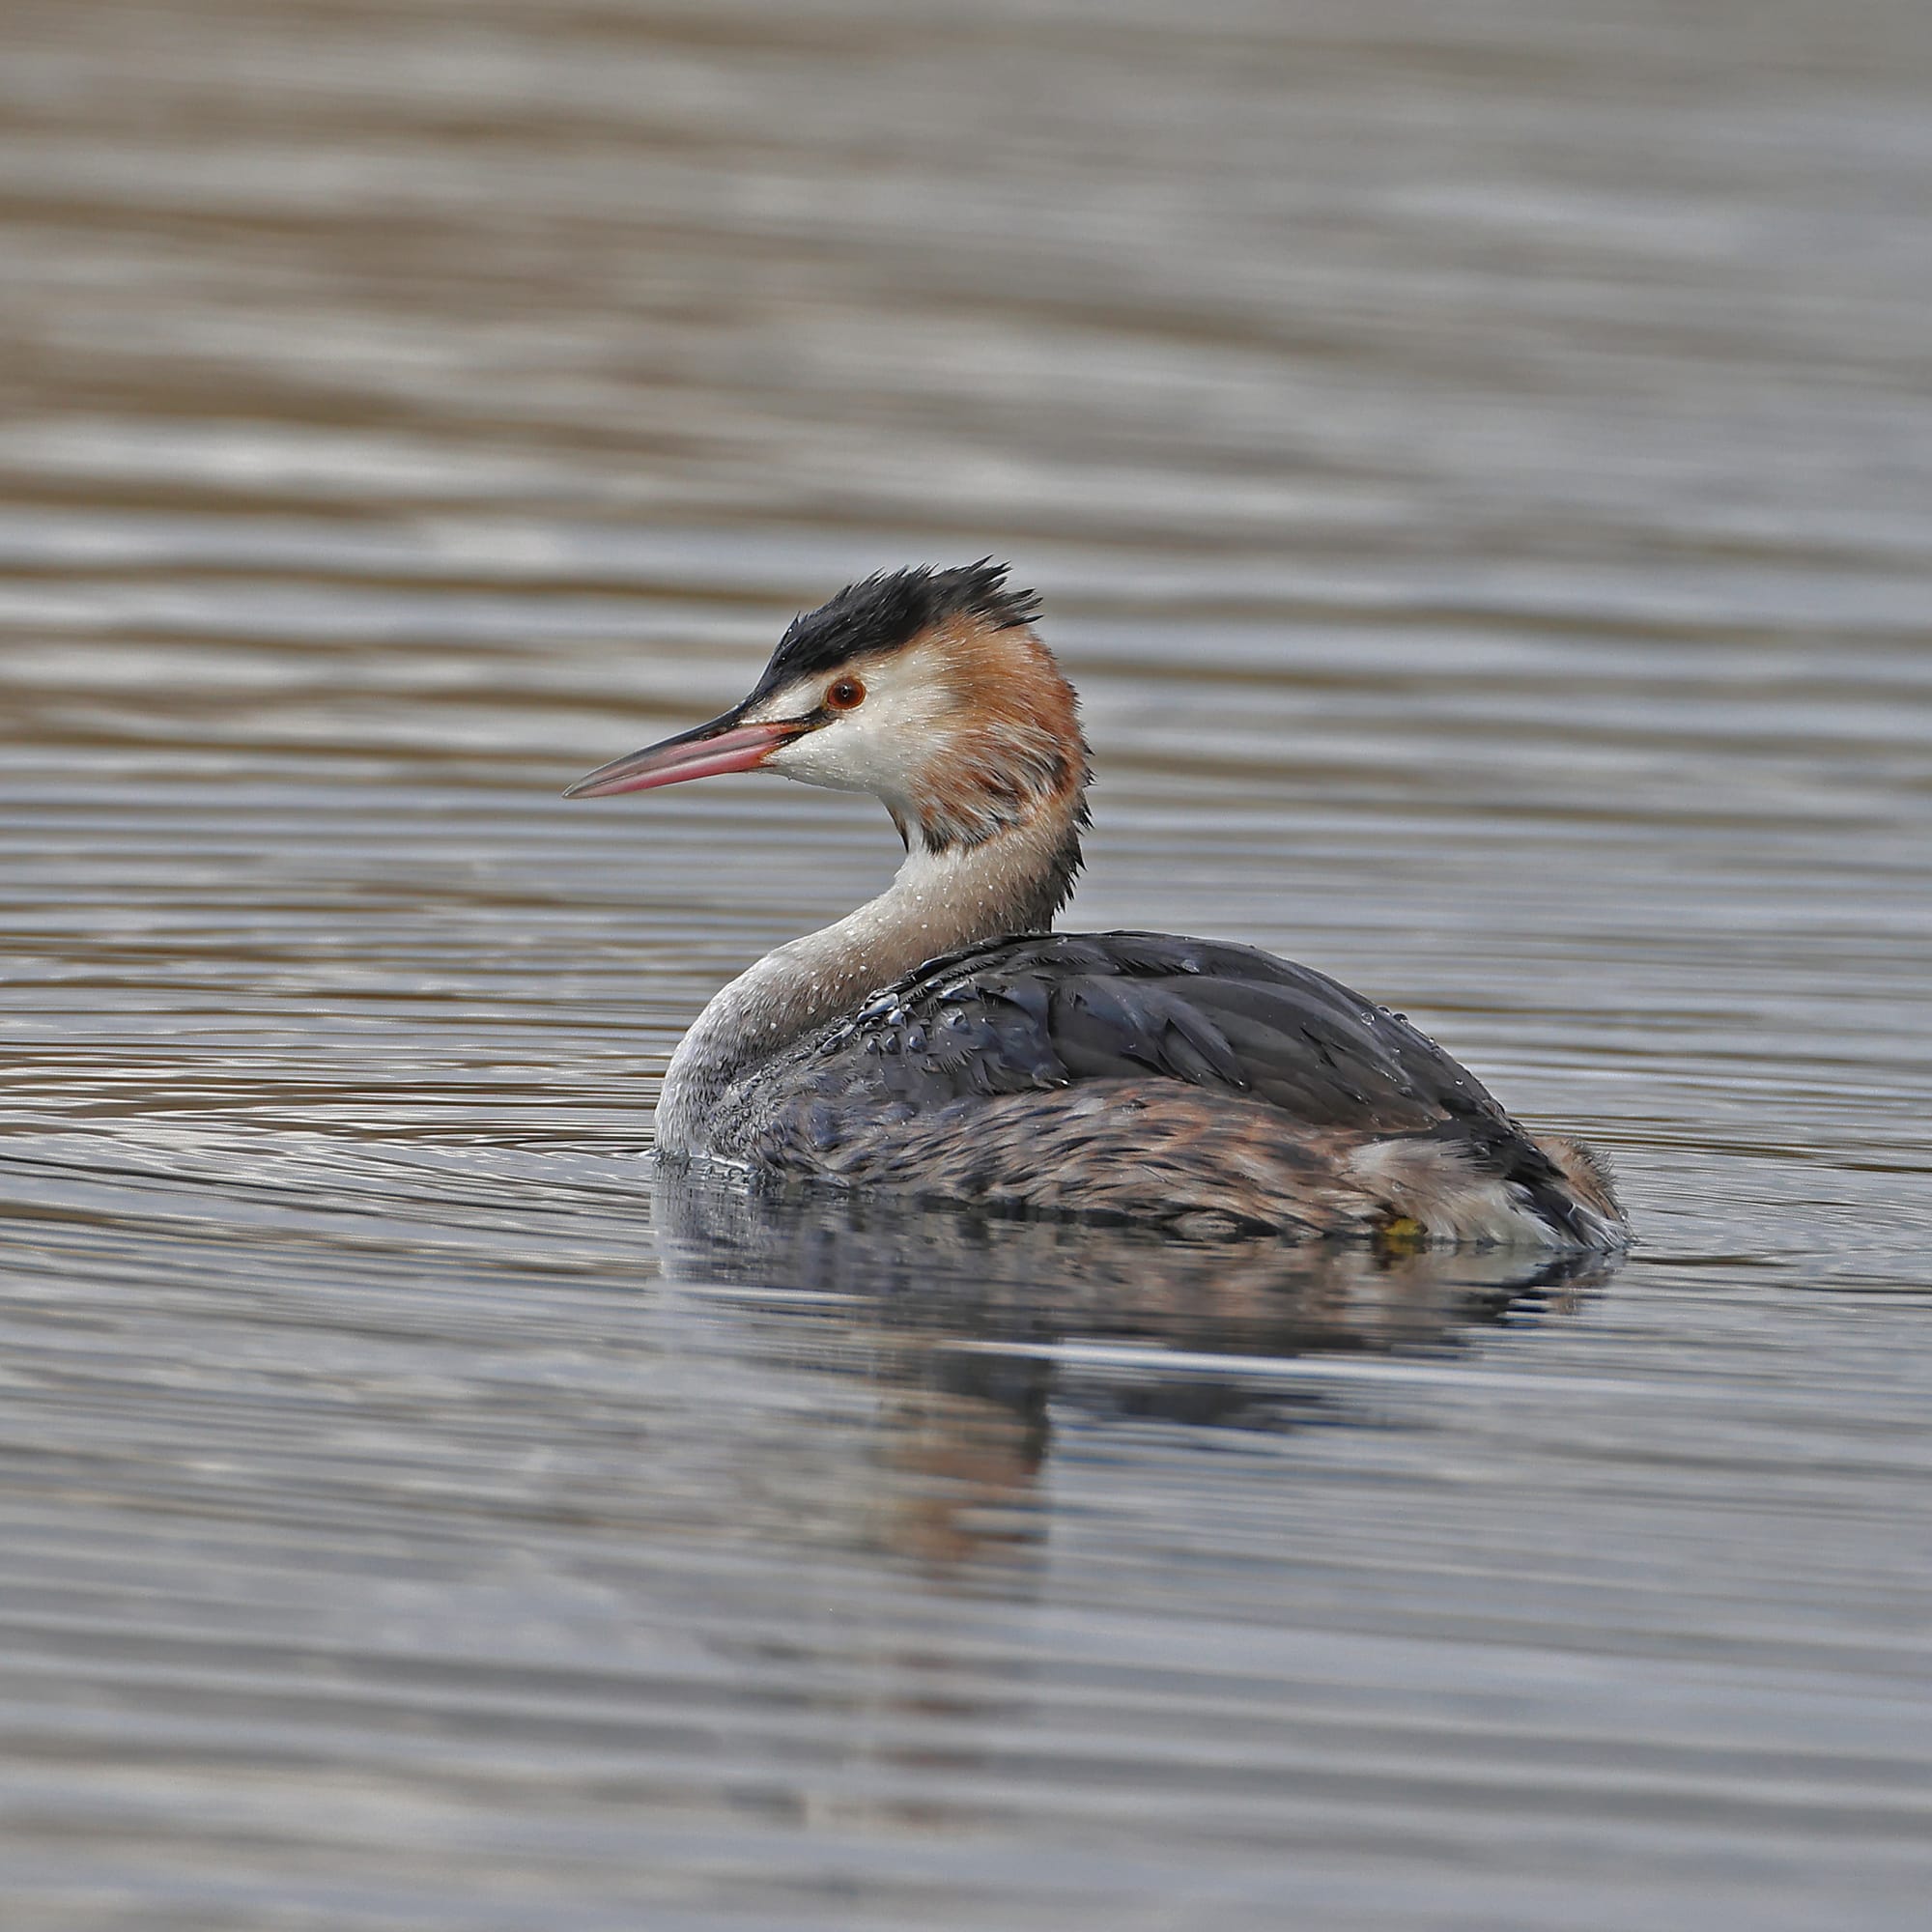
<box><xmin>826</xmin><ymin>677</ymin><xmax>867</xmax><ymax>711</ymax></box>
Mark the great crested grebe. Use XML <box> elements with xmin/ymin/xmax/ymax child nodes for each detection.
<box><xmin>566</xmin><ymin>562</ymin><xmax>1626</xmax><ymax>1249</ymax></box>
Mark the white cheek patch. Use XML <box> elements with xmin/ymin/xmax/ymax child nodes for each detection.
<box><xmin>752</xmin><ymin>656</ymin><xmax>959</xmax><ymax>807</ymax></box>
<box><xmin>767</xmin><ymin>729</ymin><xmax>877</xmax><ymax>795</ymax></box>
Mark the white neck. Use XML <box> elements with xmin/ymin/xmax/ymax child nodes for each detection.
<box><xmin>653</xmin><ymin>802</ymin><xmax>1081</xmax><ymax>1156</ymax></box>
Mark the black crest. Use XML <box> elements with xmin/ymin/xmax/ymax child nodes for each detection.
<box><xmin>753</xmin><ymin>560</ymin><xmax>1040</xmax><ymax>696</ymax></box>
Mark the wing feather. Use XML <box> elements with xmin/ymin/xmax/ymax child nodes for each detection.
<box><xmin>811</xmin><ymin>930</ymin><xmax>1512</xmax><ymax>1137</ymax></box>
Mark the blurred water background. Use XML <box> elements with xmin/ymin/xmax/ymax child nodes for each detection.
<box><xmin>3</xmin><ymin>1</ymin><xmax>1932</xmax><ymax>1926</ymax></box>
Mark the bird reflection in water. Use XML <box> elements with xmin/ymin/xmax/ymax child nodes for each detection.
<box><xmin>652</xmin><ymin>1171</ymin><xmax>1623</xmax><ymax>1573</ymax></box>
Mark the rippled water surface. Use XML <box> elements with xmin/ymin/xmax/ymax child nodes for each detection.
<box><xmin>4</xmin><ymin>2</ymin><xmax>1932</xmax><ymax>1926</ymax></box>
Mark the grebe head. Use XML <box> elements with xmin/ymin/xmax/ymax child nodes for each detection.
<box><xmin>564</xmin><ymin>560</ymin><xmax>1091</xmax><ymax>854</ymax></box>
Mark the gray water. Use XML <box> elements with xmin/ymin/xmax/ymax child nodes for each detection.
<box><xmin>4</xmin><ymin>1</ymin><xmax>1932</xmax><ymax>1926</ymax></box>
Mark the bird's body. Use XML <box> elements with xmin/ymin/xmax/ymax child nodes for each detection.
<box><xmin>567</xmin><ymin>563</ymin><xmax>1626</xmax><ymax>1250</ymax></box>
